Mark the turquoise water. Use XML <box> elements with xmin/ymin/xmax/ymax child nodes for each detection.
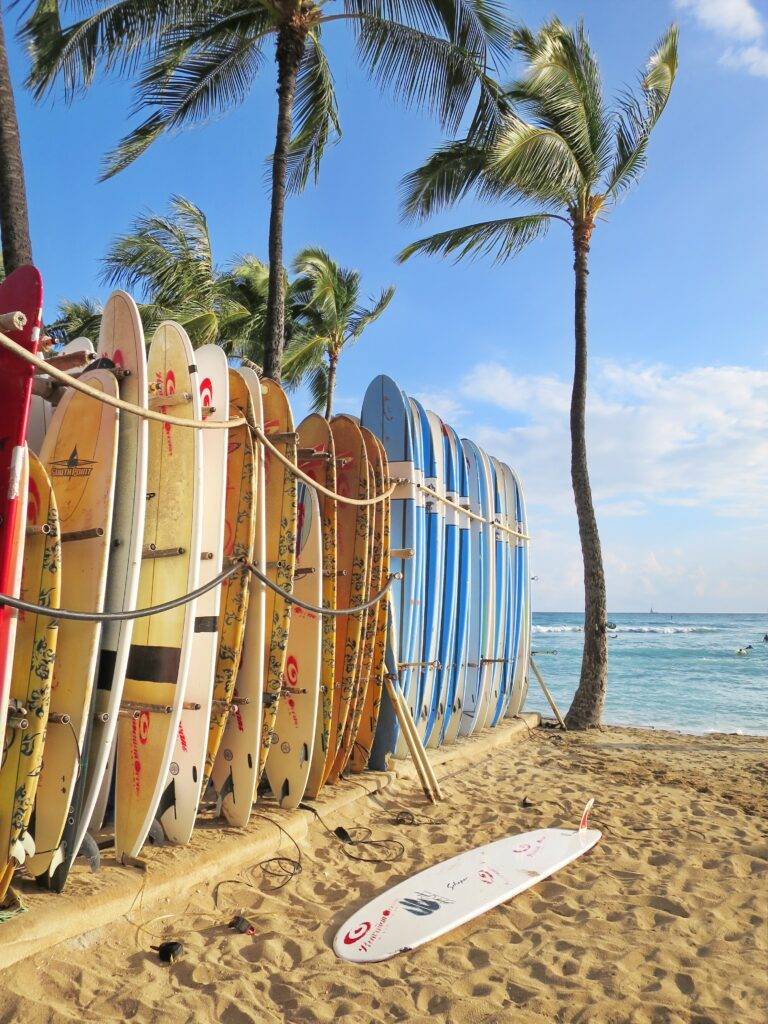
<box><xmin>525</xmin><ymin>613</ymin><xmax>768</xmax><ymax>735</ymax></box>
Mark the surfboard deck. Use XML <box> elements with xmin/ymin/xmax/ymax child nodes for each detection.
<box><xmin>298</xmin><ymin>415</ymin><xmax>337</xmax><ymax>801</ymax></box>
<box><xmin>334</xmin><ymin>804</ymin><xmax>601</xmax><ymax>963</ymax></box>
<box><xmin>0</xmin><ymin>266</ymin><xmax>42</xmax><ymax>745</ymax></box>
<box><xmin>210</xmin><ymin>365</ymin><xmax>266</xmax><ymax>828</ymax></box>
<box><xmin>27</xmin><ymin>337</ymin><xmax>94</xmax><ymax>455</ymax></box>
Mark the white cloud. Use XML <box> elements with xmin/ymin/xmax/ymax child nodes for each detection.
<box><xmin>675</xmin><ymin>0</ymin><xmax>768</xmax><ymax>78</ymax></box>
<box><xmin>675</xmin><ymin>0</ymin><xmax>764</xmax><ymax>41</ymax></box>
<box><xmin>446</xmin><ymin>359</ymin><xmax>768</xmax><ymax>611</ymax></box>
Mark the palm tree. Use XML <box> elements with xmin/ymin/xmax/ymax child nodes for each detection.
<box><xmin>400</xmin><ymin>20</ymin><xmax>678</xmax><ymax>729</ymax></box>
<box><xmin>22</xmin><ymin>0</ymin><xmax>511</xmax><ymax>380</ymax></box>
<box><xmin>0</xmin><ymin>7</ymin><xmax>32</xmax><ymax>271</ymax></box>
<box><xmin>283</xmin><ymin>247</ymin><xmax>393</xmax><ymax>417</ymax></box>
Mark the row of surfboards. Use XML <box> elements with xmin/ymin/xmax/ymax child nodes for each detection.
<box><xmin>0</xmin><ymin>268</ymin><xmax>530</xmax><ymax>901</ymax></box>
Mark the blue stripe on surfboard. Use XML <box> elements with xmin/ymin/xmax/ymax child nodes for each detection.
<box><xmin>441</xmin><ymin>425</ymin><xmax>471</xmax><ymax>743</ymax></box>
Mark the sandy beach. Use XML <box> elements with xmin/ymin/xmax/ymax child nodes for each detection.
<box><xmin>1</xmin><ymin>722</ymin><xmax>765</xmax><ymax>1023</ymax></box>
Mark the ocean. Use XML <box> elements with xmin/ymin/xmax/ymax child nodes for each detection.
<box><xmin>525</xmin><ymin>612</ymin><xmax>768</xmax><ymax>735</ymax></box>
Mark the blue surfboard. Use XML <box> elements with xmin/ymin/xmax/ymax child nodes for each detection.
<box><xmin>406</xmin><ymin>397</ymin><xmax>427</xmax><ymax>744</ymax></box>
<box><xmin>362</xmin><ymin>376</ymin><xmax>418</xmax><ymax>770</ymax></box>
<box><xmin>423</xmin><ymin>410</ymin><xmax>451</xmax><ymax>747</ymax></box>
<box><xmin>441</xmin><ymin>425</ymin><xmax>471</xmax><ymax>745</ymax></box>
<box><xmin>505</xmin><ymin>464</ymin><xmax>531</xmax><ymax>717</ymax></box>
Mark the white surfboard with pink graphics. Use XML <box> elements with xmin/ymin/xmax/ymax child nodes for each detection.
<box><xmin>334</xmin><ymin>801</ymin><xmax>600</xmax><ymax>963</ymax></box>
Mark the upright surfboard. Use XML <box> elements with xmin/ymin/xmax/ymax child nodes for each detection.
<box><xmin>323</xmin><ymin>415</ymin><xmax>369</xmax><ymax>783</ymax></box>
<box><xmin>299</xmin><ymin>415</ymin><xmax>337</xmax><ymax>800</ymax></box>
<box><xmin>498</xmin><ymin>463</ymin><xmax>521</xmax><ymax>721</ymax></box>
<box><xmin>202</xmin><ymin>370</ymin><xmax>256</xmax><ymax>799</ymax></box>
<box><xmin>0</xmin><ymin>452</ymin><xmax>59</xmax><ymax>900</ymax></box>
<box><xmin>441</xmin><ymin>425</ymin><xmax>471</xmax><ymax>746</ymax></box>
<box><xmin>486</xmin><ymin>457</ymin><xmax>509</xmax><ymax>729</ymax></box>
<box><xmin>424</xmin><ymin>411</ymin><xmax>451</xmax><ymax>748</ymax></box>
<box><xmin>258</xmin><ymin>380</ymin><xmax>297</xmax><ymax>778</ymax></box>
<box><xmin>459</xmin><ymin>440</ymin><xmax>488</xmax><ymax>736</ymax></box>
<box><xmin>27</xmin><ymin>337</ymin><xmax>94</xmax><ymax>455</ymax></box>
<box><xmin>29</xmin><ymin>369</ymin><xmax>119</xmax><ymax>883</ymax></box>
<box><xmin>210</xmin><ymin>365</ymin><xmax>266</xmax><ymax>827</ymax></box>
<box><xmin>406</xmin><ymin>398</ymin><xmax>427</xmax><ymax>746</ymax></box>
<box><xmin>114</xmin><ymin>322</ymin><xmax>202</xmax><ymax>861</ymax></box>
<box><xmin>72</xmin><ymin>293</ymin><xmax>148</xmax><ymax>870</ymax></box>
<box><xmin>334</xmin><ymin>803</ymin><xmax>600</xmax><ymax>963</ymax></box>
<box><xmin>362</xmin><ymin>376</ymin><xmax>417</xmax><ymax>773</ymax></box>
<box><xmin>348</xmin><ymin>434</ymin><xmax>390</xmax><ymax>773</ymax></box>
<box><xmin>0</xmin><ymin>266</ymin><xmax>42</xmax><ymax>745</ymax></box>
<box><xmin>159</xmin><ymin>345</ymin><xmax>227</xmax><ymax>844</ymax></box>
<box><xmin>506</xmin><ymin>466</ymin><xmax>531</xmax><ymax>718</ymax></box>
<box><xmin>265</xmin><ymin>483</ymin><xmax>322</xmax><ymax>808</ymax></box>
<box><xmin>474</xmin><ymin>448</ymin><xmax>497</xmax><ymax>732</ymax></box>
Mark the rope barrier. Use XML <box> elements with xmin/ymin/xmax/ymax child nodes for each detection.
<box><xmin>0</xmin><ymin>327</ymin><xmax>393</xmax><ymax>509</ymax></box>
<box><xmin>416</xmin><ymin>482</ymin><xmax>530</xmax><ymax>540</ymax></box>
<box><xmin>0</xmin><ymin>562</ymin><xmax>242</xmax><ymax>621</ymax></box>
<box><xmin>245</xmin><ymin>562</ymin><xmax>395</xmax><ymax>616</ymax></box>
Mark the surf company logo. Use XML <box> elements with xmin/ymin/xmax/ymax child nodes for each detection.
<box><xmin>478</xmin><ymin>869</ymin><xmax>497</xmax><ymax>885</ymax></box>
<box><xmin>343</xmin><ymin>921</ymin><xmax>372</xmax><ymax>944</ymax></box>
<box><xmin>399</xmin><ymin>891</ymin><xmax>453</xmax><ymax>917</ymax></box>
<box><xmin>200</xmin><ymin>376</ymin><xmax>213</xmax><ymax>407</ymax></box>
<box><xmin>138</xmin><ymin>710</ymin><xmax>151</xmax><ymax>744</ymax></box>
<box><xmin>111</xmin><ymin>348</ymin><xmax>125</xmax><ymax>368</ymax></box>
<box><xmin>343</xmin><ymin>907</ymin><xmax>393</xmax><ymax>950</ymax></box>
<box><xmin>50</xmin><ymin>447</ymin><xmax>95</xmax><ymax>479</ymax></box>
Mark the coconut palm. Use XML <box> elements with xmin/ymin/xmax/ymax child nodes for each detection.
<box><xmin>400</xmin><ymin>20</ymin><xmax>678</xmax><ymax>728</ymax></box>
<box><xmin>0</xmin><ymin>8</ymin><xmax>32</xmax><ymax>271</ymax></box>
<box><xmin>283</xmin><ymin>247</ymin><xmax>394</xmax><ymax>417</ymax></box>
<box><xmin>22</xmin><ymin>0</ymin><xmax>511</xmax><ymax>380</ymax></box>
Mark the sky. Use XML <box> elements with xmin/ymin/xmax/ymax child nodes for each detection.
<box><xmin>5</xmin><ymin>0</ymin><xmax>767</xmax><ymax>613</ymax></box>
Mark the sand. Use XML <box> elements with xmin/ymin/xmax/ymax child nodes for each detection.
<box><xmin>1</xmin><ymin>723</ymin><xmax>766</xmax><ymax>1024</ymax></box>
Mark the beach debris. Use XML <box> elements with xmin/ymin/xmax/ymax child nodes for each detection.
<box><xmin>151</xmin><ymin>940</ymin><xmax>184</xmax><ymax>964</ymax></box>
<box><xmin>229</xmin><ymin>914</ymin><xmax>256</xmax><ymax>936</ymax></box>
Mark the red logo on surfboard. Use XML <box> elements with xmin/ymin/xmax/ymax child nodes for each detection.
<box><xmin>343</xmin><ymin>921</ymin><xmax>372</xmax><ymax>944</ymax></box>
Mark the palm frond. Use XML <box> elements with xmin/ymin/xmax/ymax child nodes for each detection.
<box><xmin>46</xmin><ymin>295</ymin><xmax>103</xmax><ymax>343</ymax></box>
<box><xmin>282</xmin><ymin>330</ymin><xmax>329</xmax><ymax>386</ymax></box>
<box><xmin>491</xmin><ymin>120</ymin><xmax>583</xmax><ymax>206</ymax></box>
<box><xmin>285</xmin><ymin>31</ymin><xmax>341</xmax><ymax>194</ymax></box>
<box><xmin>604</xmin><ymin>24</ymin><xmax>678</xmax><ymax>199</ymax></box>
<box><xmin>400</xmin><ymin>138</ymin><xmax>490</xmax><ymax>221</ymax></box>
<box><xmin>307</xmin><ymin>361</ymin><xmax>330</xmax><ymax>414</ymax></box>
<box><xmin>399</xmin><ymin>212</ymin><xmax>554</xmax><ymax>263</ymax></box>
<box><xmin>348</xmin><ymin>285</ymin><xmax>395</xmax><ymax>337</ymax></box>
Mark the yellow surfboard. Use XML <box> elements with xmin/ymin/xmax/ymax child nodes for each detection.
<box><xmin>203</xmin><ymin>369</ymin><xmax>256</xmax><ymax>790</ymax></box>
<box><xmin>0</xmin><ymin>452</ymin><xmax>60</xmax><ymax>899</ymax></box>
<box><xmin>349</xmin><ymin>435</ymin><xmax>390</xmax><ymax>773</ymax></box>
<box><xmin>299</xmin><ymin>415</ymin><xmax>337</xmax><ymax>801</ymax></box>
<box><xmin>322</xmin><ymin>416</ymin><xmax>369</xmax><ymax>785</ymax></box>
<box><xmin>114</xmin><ymin>323</ymin><xmax>202</xmax><ymax>861</ymax></box>
<box><xmin>257</xmin><ymin>380</ymin><xmax>297</xmax><ymax>778</ymax></box>
<box><xmin>28</xmin><ymin>370</ymin><xmax>119</xmax><ymax>880</ymax></box>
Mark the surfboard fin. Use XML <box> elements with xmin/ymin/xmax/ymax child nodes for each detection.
<box><xmin>147</xmin><ymin>819</ymin><xmax>166</xmax><ymax>847</ymax></box>
<box><xmin>77</xmin><ymin>832</ymin><xmax>101</xmax><ymax>873</ymax></box>
<box><xmin>579</xmin><ymin>798</ymin><xmax>595</xmax><ymax>832</ymax></box>
<box><xmin>215</xmin><ymin>772</ymin><xmax>234</xmax><ymax>816</ymax></box>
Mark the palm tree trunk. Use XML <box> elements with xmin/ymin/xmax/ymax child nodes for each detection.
<box><xmin>565</xmin><ymin>220</ymin><xmax>607</xmax><ymax>729</ymax></box>
<box><xmin>0</xmin><ymin>10</ymin><xmax>33</xmax><ymax>273</ymax></box>
<box><xmin>324</xmin><ymin>351</ymin><xmax>337</xmax><ymax>420</ymax></box>
<box><xmin>263</xmin><ymin>23</ymin><xmax>305</xmax><ymax>382</ymax></box>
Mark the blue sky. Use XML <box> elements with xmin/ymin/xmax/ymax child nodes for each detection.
<box><xmin>6</xmin><ymin>0</ymin><xmax>767</xmax><ymax>611</ymax></box>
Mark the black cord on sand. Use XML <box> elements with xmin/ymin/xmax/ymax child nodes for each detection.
<box><xmin>213</xmin><ymin>814</ymin><xmax>303</xmax><ymax>909</ymax></box>
<box><xmin>299</xmin><ymin>803</ymin><xmax>404</xmax><ymax>864</ymax></box>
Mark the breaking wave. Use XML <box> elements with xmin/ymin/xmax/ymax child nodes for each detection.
<box><xmin>532</xmin><ymin>624</ymin><xmax>719</xmax><ymax>635</ymax></box>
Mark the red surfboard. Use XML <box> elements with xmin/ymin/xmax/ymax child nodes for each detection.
<box><xmin>0</xmin><ymin>266</ymin><xmax>43</xmax><ymax>734</ymax></box>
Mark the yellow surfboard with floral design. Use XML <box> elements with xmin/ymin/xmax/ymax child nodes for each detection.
<box><xmin>0</xmin><ymin>452</ymin><xmax>60</xmax><ymax>899</ymax></box>
<box><xmin>258</xmin><ymin>380</ymin><xmax>297</xmax><ymax>777</ymax></box>
<box><xmin>203</xmin><ymin>370</ymin><xmax>256</xmax><ymax>788</ymax></box>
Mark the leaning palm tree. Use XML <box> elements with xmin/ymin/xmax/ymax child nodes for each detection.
<box><xmin>400</xmin><ymin>20</ymin><xmax>678</xmax><ymax>728</ymax></box>
<box><xmin>22</xmin><ymin>0</ymin><xmax>510</xmax><ymax>380</ymax></box>
<box><xmin>283</xmin><ymin>247</ymin><xmax>394</xmax><ymax>418</ymax></box>
<box><xmin>0</xmin><ymin>7</ymin><xmax>33</xmax><ymax>271</ymax></box>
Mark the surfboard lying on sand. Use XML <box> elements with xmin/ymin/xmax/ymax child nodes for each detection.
<box><xmin>334</xmin><ymin>801</ymin><xmax>600</xmax><ymax>963</ymax></box>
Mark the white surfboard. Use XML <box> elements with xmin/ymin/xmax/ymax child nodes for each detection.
<box><xmin>159</xmin><ymin>344</ymin><xmax>228</xmax><ymax>844</ymax></box>
<box><xmin>334</xmin><ymin>801</ymin><xmax>600</xmax><ymax>963</ymax></box>
<box><xmin>27</xmin><ymin>337</ymin><xmax>95</xmax><ymax>454</ymax></box>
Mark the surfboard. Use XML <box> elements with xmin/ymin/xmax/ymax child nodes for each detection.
<box><xmin>157</xmin><ymin>345</ymin><xmax>228</xmax><ymax>844</ymax></box>
<box><xmin>498</xmin><ymin>463</ymin><xmax>521</xmax><ymax>721</ymax></box>
<box><xmin>113</xmin><ymin>322</ymin><xmax>202</xmax><ymax>861</ymax></box>
<box><xmin>202</xmin><ymin>369</ymin><xmax>256</xmax><ymax>799</ymax></box>
<box><xmin>474</xmin><ymin>448</ymin><xmax>497</xmax><ymax>732</ymax></box>
<box><xmin>0</xmin><ymin>266</ymin><xmax>42</xmax><ymax>746</ymax></box>
<box><xmin>210</xmin><ymin>365</ymin><xmax>266</xmax><ymax>827</ymax></box>
<box><xmin>68</xmin><ymin>294</ymin><xmax>148</xmax><ymax>870</ymax></box>
<box><xmin>322</xmin><ymin>415</ymin><xmax>369</xmax><ymax>784</ymax></box>
<box><xmin>258</xmin><ymin>380</ymin><xmax>297</xmax><ymax>778</ymax></box>
<box><xmin>0</xmin><ymin>451</ymin><xmax>58</xmax><ymax>900</ymax></box>
<box><xmin>424</xmin><ymin>411</ymin><xmax>451</xmax><ymax>748</ymax></box>
<box><xmin>486</xmin><ymin>456</ymin><xmax>509</xmax><ymax>729</ymax></box>
<box><xmin>458</xmin><ymin>440</ymin><xmax>489</xmax><ymax>737</ymax></box>
<box><xmin>441</xmin><ymin>425</ymin><xmax>471</xmax><ymax>746</ymax></box>
<box><xmin>334</xmin><ymin>803</ymin><xmax>601</xmax><ymax>963</ymax></box>
<box><xmin>265</xmin><ymin>482</ymin><xmax>322</xmax><ymax>808</ymax></box>
<box><xmin>406</xmin><ymin>398</ymin><xmax>427</xmax><ymax>745</ymax></box>
<box><xmin>429</xmin><ymin>415</ymin><xmax>458</xmax><ymax>747</ymax></box>
<box><xmin>298</xmin><ymin>415</ymin><xmax>337</xmax><ymax>801</ymax></box>
<box><xmin>348</xmin><ymin>434</ymin><xmax>390</xmax><ymax>773</ymax></box>
<box><xmin>362</xmin><ymin>377</ymin><xmax>417</xmax><ymax>772</ymax></box>
<box><xmin>506</xmin><ymin>465</ymin><xmax>531</xmax><ymax>718</ymax></box>
<box><xmin>28</xmin><ymin>369</ymin><xmax>119</xmax><ymax>882</ymax></box>
<box><xmin>27</xmin><ymin>337</ymin><xmax>94</xmax><ymax>455</ymax></box>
